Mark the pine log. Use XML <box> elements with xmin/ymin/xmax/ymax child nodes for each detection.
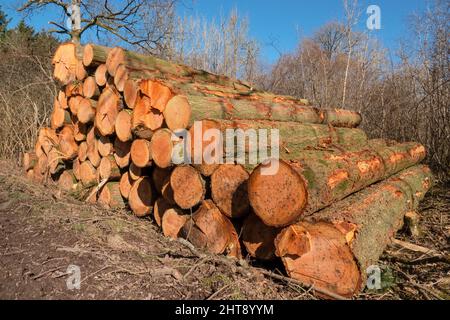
<box><xmin>211</xmin><ymin>164</ymin><xmax>249</xmax><ymax>219</ymax></box>
<box><xmin>68</xmin><ymin>95</ymin><xmax>83</xmax><ymax>116</ymax></box>
<box><xmin>47</xmin><ymin>148</ymin><xmax>65</xmax><ymax>175</ymax></box>
<box><xmin>77</xmin><ymin>98</ymin><xmax>97</xmax><ymax>124</ymax></box>
<box><xmin>115</xmin><ymin>109</ymin><xmax>133</xmax><ymax>142</ymax></box>
<box><xmin>86</xmin><ymin>127</ymin><xmax>101</xmax><ymax>167</ymax></box>
<box><xmin>65</xmin><ymin>81</ymin><xmax>84</xmax><ymax>97</ymax></box>
<box><xmin>95</xmin><ymin>86</ymin><xmax>121</xmax><ymax>136</ymax></box>
<box><xmin>98</xmin><ymin>135</ymin><xmax>113</xmax><ymax>157</ymax></box>
<box><xmin>51</xmin><ymin>98</ymin><xmax>71</xmax><ymax>129</ymax></box>
<box><xmin>99</xmin><ymin>155</ymin><xmax>121</xmax><ymax>181</ymax></box>
<box><xmin>163</xmin><ymin>95</ymin><xmax>192</xmax><ymax>131</ymax></box>
<box><xmin>128</xmin><ymin>177</ymin><xmax>154</xmax><ymax>217</ymax></box>
<box><xmin>72</xmin><ymin>157</ymin><xmax>81</xmax><ymax>181</ymax></box>
<box><xmin>129</xmin><ymin>162</ymin><xmax>142</xmax><ymax>181</ymax></box>
<box><xmin>83</xmin><ymin>44</ymin><xmax>111</xmax><ymax>67</ymax></box>
<box><xmin>150</xmin><ymin>129</ymin><xmax>173</xmax><ymax>168</ymax></box>
<box><xmin>274</xmin><ymin>165</ymin><xmax>434</xmax><ymax>298</ymax></box>
<box><xmin>59</xmin><ymin>125</ymin><xmax>78</xmax><ymax>160</ymax></box>
<box><xmin>113</xmin><ymin>139</ymin><xmax>131</xmax><ymax>169</ymax></box>
<box><xmin>73</xmin><ymin>121</ymin><xmax>88</xmax><ymax>142</ymax></box>
<box><xmin>130</xmin><ymin>139</ymin><xmax>153</xmax><ymax>168</ymax></box>
<box><xmin>180</xmin><ymin>200</ymin><xmax>242</xmax><ymax>259</ymax></box>
<box><xmin>153</xmin><ymin>197</ymin><xmax>174</xmax><ymax>227</ymax></box>
<box><xmin>139</xmin><ymin>79</ymin><xmax>173</xmax><ymax>112</ymax></box>
<box><xmin>58</xmin><ymin>169</ymin><xmax>78</xmax><ymax>191</ymax></box>
<box><xmin>170</xmin><ymin>165</ymin><xmax>205</xmax><ymax>209</ymax></box>
<box><xmin>78</xmin><ymin>141</ymin><xmax>88</xmax><ymax>161</ymax></box>
<box><xmin>248</xmin><ymin>142</ymin><xmax>427</xmax><ymax>227</ymax></box>
<box><xmin>23</xmin><ymin>152</ymin><xmax>38</xmax><ymax>171</ymax></box>
<box><xmin>95</xmin><ymin>64</ymin><xmax>109</xmax><ymax>87</ymax></box>
<box><xmin>241</xmin><ymin>213</ymin><xmax>281</xmax><ymax>261</ymax></box>
<box><xmin>152</xmin><ymin>167</ymin><xmax>172</xmax><ymax>197</ymax></box>
<box><xmin>123</xmin><ymin>79</ymin><xmax>139</xmax><ymax>109</ymax></box>
<box><xmin>132</xmin><ymin>95</ymin><xmax>164</xmax><ymax>131</ymax></box>
<box><xmin>119</xmin><ymin>172</ymin><xmax>133</xmax><ymax>200</ymax></box>
<box><xmin>98</xmin><ymin>182</ymin><xmax>126</xmax><ymax>209</ymax></box>
<box><xmin>57</xmin><ymin>90</ymin><xmax>68</xmax><ymax>109</ymax></box>
<box><xmin>75</xmin><ymin>60</ymin><xmax>87</xmax><ymax>81</ymax></box>
<box><xmin>83</xmin><ymin>76</ymin><xmax>100</xmax><ymax>99</ymax></box>
<box><xmin>38</xmin><ymin>127</ymin><xmax>58</xmax><ymax>155</ymax></box>
<box><xmin>52</xmin><ymin>43</ymin><xmax>80</xmax><ymax>85</ymax></box>
<box><xmin>161</xmin><ymin>208</ymin><xmax>189</xmax><ymax>239</ymax></box>
<box><xmin>79</xmin><ymin>160</ymin><xmax>97</xmax><ymax>186</ymax></box>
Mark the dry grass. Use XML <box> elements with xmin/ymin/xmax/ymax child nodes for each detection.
<box><xmin>0</xmin><ymin>160</ymin><xmax>448</xmax><ymax>300</ymax></box>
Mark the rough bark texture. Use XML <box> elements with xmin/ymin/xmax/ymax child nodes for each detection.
<box><xmin>248</xmin><ymin>141</ymin><xmax>427</xmax><ymax>227</ymax></box>
<box><xmin>275</xmin><ymin>165</ymin><xmax>434</xmax><ymax>298</ymax></box>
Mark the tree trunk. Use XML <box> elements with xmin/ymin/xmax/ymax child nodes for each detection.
<box><xmin>170</xmin><ymin>165</ymin><xmax>205</xmax><ymax>209</ymax></box>
<box><xmin>274</xmin><ymin>165</ymin><xmax>434</xmax><ymax>298</ymax></box>
<box><xmin>211</xmin><ymin>164</ymin><xmax>250</xmax><ymax>219</ymax></box>
<box><xmin>128</xmin><ymin>177</ymin><xmax>154</xmax><ymax>217</ymax></box>
<box><xmin>180</xmin><ymin>200</ymin><xmax>242</xmax><ymax>259</ymax></box>
<box><xmin>248</xmin><ymin>141</ymin><xmax>427</xmax><ymax>227</ymax></box>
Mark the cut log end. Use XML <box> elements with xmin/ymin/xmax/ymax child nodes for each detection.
<box><xmin>128</xmin><ymin>177</ymin><xmax>154</xmax><ymax>217</ymax></box>
<box><xmin>248</xmin><ymin>159</ymin><xmax>307</xmax><ymax>227</ymax></box>
<box><xmin>119</xmin><ymin>172</ymin><xmax>133</xmax><ymax>200</ymax></box>
<box><xmin>115</xmin><ymin>110</ymin><xmax>132</xmax><ymax>142</ymax></box>
<box><xmin>161</xmin><ymin>209</ymin><xmax>188</xmax><ymax>239</ymax></box>
<box><xmin>151</xmin><ymin>129</ymin><xmax>173</xmax><ymax>169</ymax></box>
<box><xmin>163</xmin><ymin>95</ymin><xmax>192</xmax><ymax>131</ymax></box>
<box><xmin>211</xmin><ymin>164</ymin><xmax>249</xmax><ymax>219</ymax></box>
<box><xmin>242</xmin><ymin>214</ymin><xmax>281</xmax><ymax>261</ymax></box>
<box><xmin>170</xmin><ymin>165</ymin><xmax>205</xmax><ymax>209</ymax></box>
<box><xmin>130</xmin><ymin>139</ymin><xmax>153</xmax><ymax>168</ymax></box>
<box><xmin>275</xmin><ymin>222</ymin><xmax>361</xmax><ymax>298</ymax></box>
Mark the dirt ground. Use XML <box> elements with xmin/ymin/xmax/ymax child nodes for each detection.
<box><xmin>0</xmin><ymin>160</ymin><xmax>448</xmax><ymax>300</ymax></box>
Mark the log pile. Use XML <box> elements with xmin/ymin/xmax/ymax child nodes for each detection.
<box><xmin>23</xmin><ymin>42</ymin><xmax>433</xmax><ymax>298</ymax></box>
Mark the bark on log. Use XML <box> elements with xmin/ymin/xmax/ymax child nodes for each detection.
<box><xmin>83</xmin><ymin>44</ymin><xmax>111</xmax><ymax>67</ymax></box>
<box><xmin>170</xmin><ymin>165</ymin><xmax>205</xmax><ymax>209</ymax></box>
<box><xmin>248</xmin><ymin>142</ymin><xmax>427</xmax><ymax>227</ymax></box>
<box><xmin>274</xmin><ymin>165</ymin><xmax>434</xmax><ymax>298</ymax></box>
<box><xmin>211</xmin><ymin>164</ymin><xmax>249</xmax><ymax>219</ymax></box>
<box><xmin>180</xmin><ymin>200</ymin><xmax>242</xmax><ymax>259</ymax></box>
<box><xmin>128</xmin><ymin>177</ymin><xmax>154</xmax><ymax>217</ymax></box>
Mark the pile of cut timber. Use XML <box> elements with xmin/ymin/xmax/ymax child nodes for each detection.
<box><xmin>23</xmin><ymin>43</ymin><xmax>433</xmax><ymax>298</ymax></box>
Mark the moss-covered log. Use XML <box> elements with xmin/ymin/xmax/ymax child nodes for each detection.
<box><xmin>274</xmin><ymin>165</ymin><xmax>434</xmax><ymax>298</ymax></box>
<box><xmin>248</xmin><ymin>141</ymin><xmax>427</xmax><ymax>227</ymax></box>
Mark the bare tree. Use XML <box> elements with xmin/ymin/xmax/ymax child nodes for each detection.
<box><xmin>18</xmin><ymin>0</ymin><xmax>176</xmax><ymax>52</ymax></box>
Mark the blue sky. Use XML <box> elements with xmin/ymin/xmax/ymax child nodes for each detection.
<box><xmin>1</xmin><ymin>0</ymin><xmax>428</xmax><ymax>63</ymax></box>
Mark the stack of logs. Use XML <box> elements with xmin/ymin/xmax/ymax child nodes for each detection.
<box><xmin>22</xmin><ymin>43</ymin><xmax>433</xmax><ymax>299</ymax></box>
